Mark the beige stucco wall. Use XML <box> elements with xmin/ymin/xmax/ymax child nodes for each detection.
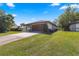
<box><xmin>76</xmin><ymin>23</ymin><xmax>79</xmax><ymax>31</ymax></box>
<box><xmin>22</xmin><ymin>25</ymin><xmax>32</xmax><ymax>32</ymax></box>
<box><xmin>47</xmin><ymin>23</ymin><xmax>56</xmax><ymax>30</ymax></box>
<box><xmin>69</xmin><ymin>23</ymin><xmax>79</xmax><ymax>31</ymax></box>
<box><xmin>22</xmin><ymin>26</ymin><xmax>27</xmax><ymax>32</ymax></box>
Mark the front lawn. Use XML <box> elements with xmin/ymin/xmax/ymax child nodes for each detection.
<box><xmin>0</xmin><ymin>31</ymin><xmax>79</xmax><ymax>56</ymax></box>
<box><xmin>0</xmin><ymin>31</ymin><xmax>21</xmax><ymax>36</ymax></box>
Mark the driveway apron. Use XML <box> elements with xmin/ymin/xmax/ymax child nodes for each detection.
<box><xmin>0</xmin><ymin>32</ymin><xmax>38</xmax><ymax>46</ymax></box>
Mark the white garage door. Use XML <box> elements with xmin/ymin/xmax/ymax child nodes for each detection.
<box><xmin>76</xmin><ymin>23</ymin><xmax>79</xmax><ymax>31</ymax></box>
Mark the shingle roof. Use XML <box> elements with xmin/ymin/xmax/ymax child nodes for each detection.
<box><xmin>25</xmin><ymin>20</ymin><xmax>57</xmax><ymax>26</ymax></box>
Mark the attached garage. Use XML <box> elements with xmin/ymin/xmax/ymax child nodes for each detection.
<box><xmin>69</xmin><ymin>22</ymin><xmax>79</xmax><ymax>31</ymax></box>
<box><xmin>22</xmin><ymin>21</ymin><xmax>57</xmax><ymax>33</ymax></box>
<box><xmin>32</xmin><ymin>24</ymin><xmax>44</xmax><ymax>32</ymax></box>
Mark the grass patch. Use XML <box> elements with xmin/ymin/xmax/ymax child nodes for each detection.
<box><xmin>0</xmin><ymin>31</ymin><xmax>21</xmax><ymax>36</ymax></box>
<box><xmin>0</xmin><ymin>31</ymin><xmax>79</xmax><ymax>55</ymax></box>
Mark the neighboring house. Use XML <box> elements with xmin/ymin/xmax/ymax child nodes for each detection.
<box><xmin>11</xmin><ymin>24</ymin><xmax>18</xmax><ymax>29</ymax></box>
<box><xmin>11</xmin><ymin>24</ymin><xmax>18</xmax><ymax>31</ymax></box>
<box><xmin>69</xmin><ymin>21</ymin><xmax>79</xmax><ymax>31</ymax></box>
<box><xmin>21</xmin><ymin>21</ymin><xmax>57</xmax><ymax>33</ymax></box>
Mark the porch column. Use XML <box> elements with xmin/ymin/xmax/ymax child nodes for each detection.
<box><xmin>30</xmin><ymin>25</ymin><xmax>32</xmax><ymax>32</ymax></box>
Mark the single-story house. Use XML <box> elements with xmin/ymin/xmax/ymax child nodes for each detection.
<box><xmin>69</xmin><ymin>21</ymin><xmax>79</xmax><ymax>31</ymax></box>
<box><xmin>21</xmin><ymin>21</ymin><xmax>57</xmax><ymax>33</ymax></box>
<box><xmin>11</xmin><ymin>24</ymin><xmax>18</xmax><ymax>29</ymax></box>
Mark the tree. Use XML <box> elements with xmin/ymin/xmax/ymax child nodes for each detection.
<box><xmin>58</xmin><ymin>6</ymin><xmax>79</xmax><ymax>31</ymax></box>
<box><xmin>0</xmin><ymin>9</ymin><xmax>15</xmax><ymax>32</ymax></box>
<box><xmin>75</xmin><ymin>12</ymin><xmax>79</xmax><ymax>20</ymax></box>
<box><xmin>6</xmin><ymin>14</ymin><xmax>14</xmax><ymax>31</ymax></box>
<box><xmin>52</xmin><ymin>19</ymin><xmax>58</xmax><ymax>26</ymax></box>
<box><xmin>0</xmin><ymin>10</ymin><xmax>7</xmax><ymax>32</ymax></box>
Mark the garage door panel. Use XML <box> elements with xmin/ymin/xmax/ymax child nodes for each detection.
<box><xmin>32</xmin><ymin>24</ymin><xmax>43</xmax><ymax>32</ymax></box>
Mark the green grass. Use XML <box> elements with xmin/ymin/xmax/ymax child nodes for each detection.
<box><xmin>0</xmin><ymin>31</ymin><xmax>21</xmax><ymax>36</ymax></box>
<box><xmin>0</xmin><ymin>31</ymin><xmax>79</xmax><ymax>56</ymax></box>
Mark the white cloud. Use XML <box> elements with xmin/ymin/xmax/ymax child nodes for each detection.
<box><xmin>60</xmin><ymin>4</ymin><xmax>79</xmax><ymax>10</ymax></box>
<box><xmin>60</xmin><ymin>5</ymin><xmax>68</xmax><ymax>10</ymax></box>
<box><xmin>6</xmin><ymin>3</ymin><xmax>15</xmax><ymax>8</ymax></box>
<box><xmin>12</xmin><ymin>14</ymin><xmax>17</xmax><ymax>17</ymax></box>
<box><xmin>70</xmin><ymin>4</ymin><xmax>79</xmax><ymax>8</ymax></box>
<box><xmin>50</xmin><ymin>3</ymin><xmax>60</xmax><ymax>6</ymax></box>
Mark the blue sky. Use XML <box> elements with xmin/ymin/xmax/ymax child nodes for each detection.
<box><xmin>0</xmin><ymin>3</ymin><xmax>79</xmax><ymax>25</ymax></box>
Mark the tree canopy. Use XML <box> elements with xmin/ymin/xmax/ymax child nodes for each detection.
<box><xmin>0</xmin><ymin>9</ymin><xmax>15</xmax><ymax>33</ymax></box>
<box><xmin>58</xmin><ymin>6</ymin><xmax>79</xmax><ymax>31</ymax></box>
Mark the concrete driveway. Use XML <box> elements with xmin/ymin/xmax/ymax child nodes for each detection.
<box><xmin>0</xmin><ymin>32</ymin><xmax>38</xmax><ymax>46</ymax></box>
